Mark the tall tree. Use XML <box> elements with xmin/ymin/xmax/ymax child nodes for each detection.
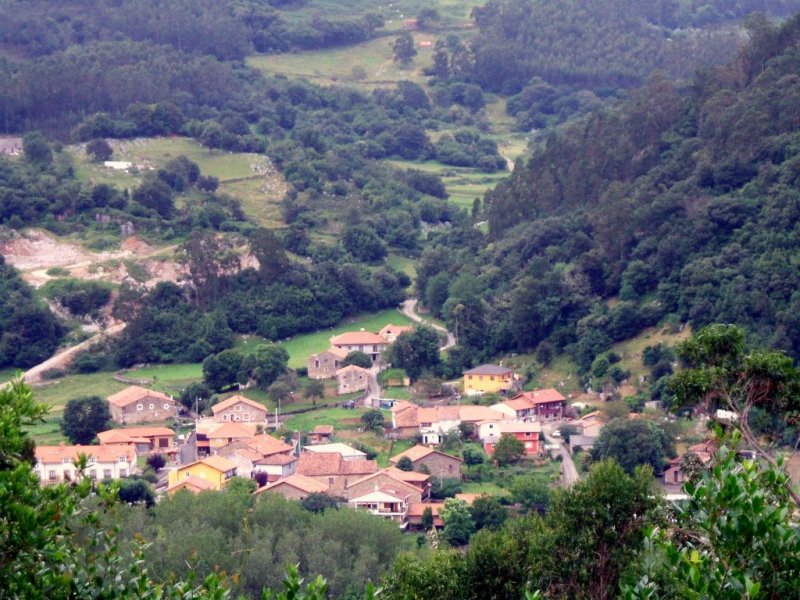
<box><xmin>385</xmin><ymin>326</ymin><xmax>441</xmax><ymax>380</ymax></box>
<box><xmin>393</xmin><ymin>32</ymin><xmax>417</xmax><ymax>65</ymax></box>
<box><xmin>60</xmin><ymin>396</ymin><xmax>110</xmax><ymax>444</ymax></box>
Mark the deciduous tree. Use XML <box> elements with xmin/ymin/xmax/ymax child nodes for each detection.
<box><xmin>61</xmin><ymin>395</ymin><xmax>110</xmax><ymax>444</ymax></box>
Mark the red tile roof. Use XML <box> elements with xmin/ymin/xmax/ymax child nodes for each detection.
<box><xmin>511</xmin><ymin>389</ymin><xmax>566</xmax><ymax>405</ymax></box>
<box><xmin>207</xmin><ymin>422</ymin><xmax>256</xmax><ymax>439</ymax></box>
<box><xmin>331</xmin><ymin>331</ymin><xmax>386</xmax><ymax>346</ymax></box>
<box><xmin>167</xmin><ymin>475</ymin><xmax>216</xmax><ymax>494</ymax></box>
<box><xmin>346</xmin><ymin>467</ymin><xmax>426</xmax><ymax>492</ymax></box>
<box><xmin>418</xmin><ymin>406</ymin><xmax>460</xmax><ymax>424</ymax></box>
<box><xmin>255</xmin><ymin>474</ymin><xmax>329</xmax><ymax>495</ymax></box>
<box><xmin>243</xmin><ymin>434</ymin><xmax>294</xmax><ymax>457</ymax></box>
<box><xmin>256</xmin><ymin>453</ymin><xmax>297</xmax><ymax>466</ymax></box>
<box><xmin>97</xmin><ymin>427</ymin><xmax>174</xmax><ymax>445</ymax></box>
<box><xmin>335</xmin><ymin>364</ymin><xmax>371</xmax><ymax>376</ymax></box>
<box><xmin>297</xmin><ymin>452</ymin><xmax>377</xmax><ymax>476</ymax></box>
<box><xmin>389</xmin><ymin>445</ymin><xmax>463</xmax><ymax>465</ymax></box>
<box><xmin>211</xmin><ymin>395</ymin><xmax>267</xmax><ymax>415</ymax></box>
<box><xmin>35</xmin><ymin>443</ymin><xmax>137</xmax><ymax>465</ymax></box>
<box><xmin>107</xmin><ymin>386</ymin><xmax>172</xmax><ymax>408</ymax></box>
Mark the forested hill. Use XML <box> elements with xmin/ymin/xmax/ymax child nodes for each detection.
<box><xmin>461</xmin><ymin>0</ymin><xmax>800</xmax><ymax>93</ymax></box>
<box><xmin>421</xmin><ymin>13</ymin><xmax>800</xmax><ymax>374</ymax></box>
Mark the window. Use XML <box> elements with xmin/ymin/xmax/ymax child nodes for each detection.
<box><xmin>90</xmin><ymin>470</ymin><xmax>97</xmax><ymax>480</ymax></box>
<box><xmin>447</xmin><ymin>464</ymin><xmax>453</xmax><ymax>473</ymax></box>
<box><xmin>159</xmin><ymin>438</ymin><xmax>168</xmax><ymax>448</ymax></box>
<box><xmin>235</xmin><ymin>405</ymin><xmax>242</xmax><ymax>411</ymax></box>
<box><xmin>88</xmin><ymin>456</ymin><xmax>96</xmax><ymax>464</ymax></box>
<box><xmin>328</xmin><ymin>477</ymin><xmax>334</xmax><ymax>485</ymax></box>
<box><xmin>103</xmin><ymin>469</ymin><xmax>112</xmax><ymax>479</ymax></box>
<box><xmin>243</xmin><ymin>413</ymin><xmax>250</xmax><ymax>421</ymax></box>
<box><xmin>118</xmin><ymin>456</ymin><xmax>127</xmax><ymax>463</ymax></box>
<box><xmin>137</xmin><ymin>403</ymin><xmax>143</xmax><ymax>411</ymax></box>
<box><xmin>315</xmin><ymin>359</ymin><xmax>320</xmax><ymax>369</ymax></box>
<box><xmin>49</xmin><ymin>470</ymin><xmax>57</xmax><ymax>481</ymax></box>
<box><xmin>62</xmin><ymin>457</ymin><xmax>70</xmax><ymax>464</ymax></box>
<box><xmin>149</xmin><ymin>403</ymin><xmax>155</xmax><ymax>410</ymax></box>
<box><xmin>163</xmin><ymin>403</ymin><xmax>170</xmax><ymax>410</ymax></box>
<box><xmin>120</xmin><ymin>469</ymin><xmax>127</xmax><ymax>477</ymax></box>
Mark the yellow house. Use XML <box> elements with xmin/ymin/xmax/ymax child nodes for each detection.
<box><xmin>167</xmin><ymin>455</ymin><xmax>237</xmax><ymax>492</ymax></box>
<box><xmin>463</xmin><ymin>364</ymin><xmax>515</xmax><ymax>396</ymax></box>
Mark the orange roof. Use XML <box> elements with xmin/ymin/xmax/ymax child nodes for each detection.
<box><xmin>379</xmin><ymin>324</ymin><xmax>414</xmax><ymax>338</ymax></box>
<box><xmin>336</xmin><ymin>364</ymin><xmax>371</xmax><ymax>377</ymax></box>
<box><xmin>331</xmin><ymin>331</ymin><xmax>386</xmax><ymax>346</ymax></box>
<box><xmin>312</xmin><ymin>425</ymin><xmax>334</xmax><ymax>435</ymax></box>
<box><xmin>97</xmin><ymin>427</ymin><xmax>174</xmax><ymax>445</ymax></box>
<box><xmin>455</xmin><ymin>493</ymin><xmax>484</xmax><ymax>505</ymax></box>
<box><xmin>256</xmin><ymin>474</ymin><xmax>329</xmax><ymax>495</ymax></box>
<box><xmin>418</xmin><ymin>406</ymin><xmax>460</xmax><ymax>423</ymax></box>
<box><xmin>346</xmin><ymin>467</ymin><xmax>426</xmax><ymax>492</ymax></box>
<box><xmin>511</xmin><ymin>389</ymin><xmax>566</xmax><ymax>405</ymax></box>
<box><xmin>167</xmin><ymin>475</ymin><xmax>216</xmax><ymax>494</ymax></box>
<box><xmin>389</xmin><ymin>445</ymin><xmax>463</xmax><ymax>465</ymax></box>
<box><xmin>211</xmin><ymin>395</ymin><xmax>267</xmax><ymax>415</ymax></box>
<box><xmin>107</xmin><ymin>386</ymin><xmax>172</xmax><ymax>408</ymax></box>
<box><xmin>176</xmin><ymin>455</ymin><xmax>237</xmax><ymax>474</ymax></box>
<box><xmin>312</xmin><ymin>346</ymin><xmax>349</xmax><ymax>359</ymax></box>
<box><xmin>243</xmin><ymin>434</ymin><xmax>294</xmax><ymax>457</ymax></box>
<box><xmin>408</xmin><ymin>502</ymin><xmax>444</xmax><ymax>518</ymax></box>
<box><xmin>256</xmin><ymin>453</ymin><xmax>297</xmax><ymax>466</ymax></box>
<box><xmin>206</xmin><ymin>422</ymin><xmax>256</xmax><ymax>440</ymax></box>
<box><xmin>391</xmin><ymin>400</ymin><xmax>417</xmax><ymax>413</ymax></box>
<box><xmin>233</xmin><ymin>448</ymin><xmax>265</xmax><ymax>463</ymax></box>
<box><xmin>297</xmin><ymin>452</ymin><xmax>377</xmax><ymax>476</ymax></box>
<box><xmin>384</xmin><ymin>466</ymin><xmax>430</xmax><ymax>484</ymax></box>
<box><xmin>35</xmin><ymin>443</ymin><xmax>137</xmax><ymax>465</ymax></box>
<box><xmin>457</xmin><ymin>405</ymin><xmax>506</xmax><ymax>422</ymax></box>
<box><xmin>504</xmin><ymin>397</ymin><xmax>536</xmax><ymax>411</ymax></box>
<box><xmin>392</xmin><ymin>403</ymin><xmax>419</xmax><ymax>428</ymax></box>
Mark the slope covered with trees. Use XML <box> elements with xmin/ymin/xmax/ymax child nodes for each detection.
<box><xmin>421</xmin><ymin>13</ymin><xmax>800</xmax><ymax>378</ymax></box>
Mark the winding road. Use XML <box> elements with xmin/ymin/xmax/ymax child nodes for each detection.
<box><xmin>399</xmin><ymin>299</ymin><xmax>456</xmax><ymax>351</ymax></box>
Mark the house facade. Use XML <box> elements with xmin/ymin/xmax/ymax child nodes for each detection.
<box><xmin>390</xmin><ymin>401</ymin><xmax>420</xmax><ymax>438</ymax></box>
<box><xmin>167</xmin><ymin>455</ymin><xmax>237</xmax><ymax>491</ymax></box>
<box><xmin>511</xmin><ymin>390</ymin><xmax>566</xmax><ymax>420</ymax></box>
<box><xmin>34</xmin><ymin>443</ymin><xmax>137</xmax><ymax>485</ymax></box>
<box><xmin>309</xmin><ymin>425</ymin><xmax>334</xmax><ymax>444</ymax></box>
<box><xmin>345</xmin><ymin>468</ymin><xmax>426</xmax><ymax>504</ymax></box>
<box><xmin>463</xmin><ymin>365</ymin><xmax>515</xmax><ymax>396</ymax></box>
<box><xmin>418</xmin><ymin>406</ymin><xmax>460</xmax><ymax>445</ymax></box>
<box><xmin>307</xmin><ymin>347</ymin><xmax>349</xmax><ymax>379</ymax></box>
<box><xmin>336</xmin><ymin>365</ymin><xmax>371</xmax><ymax>395</ymax></box>
<box><xmin>349</xmin><ymin>489</ymin><xmax>410</xmax><ymax>524</ymax></box>
<box><xmin>97</xmin><ymin>426</ymin><xmax>175</xmax><ymax>456</ymax></box>
<box><xmin>480</xmin><ymin>422</ymin><xmax>542</xmax><ymax>456</ymax></box>
<box><xmin>107</xmin><ymin>386</ymin><xmax>177</xmax><ymax>424</ymax></box>
<box><xmin>330</xmin><ymin>331</ymin><xmax>387</xmax><ymax>362</ymax></box>
<box><xmin>211</xmin><ymin>395</ymin><xmax>268</xmax><ymax>423</ymax></box>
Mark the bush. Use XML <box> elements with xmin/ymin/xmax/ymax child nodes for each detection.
<box><xmin>146</xmin><ymin>454</ymin><xmax>166</xmax><ymax>472</ymax></box>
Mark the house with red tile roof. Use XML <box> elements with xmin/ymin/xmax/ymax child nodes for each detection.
<box><xmin>479</xmin><ymin>421</ymin><xmax>543</xmax><ymax>456</ymax></box>
<box><xmin>349</xmin><ymin>488</ymin><xmax>411</xmax><ymax>525</ymax></box>
<box><xmin>97</xmin><ymin>426</ymin><xmax>175</xmax><ymax>456</ymax></box>
<box><xmin>492</xmin><ymin>389</ymin><xmax>566</xmax><ymax>421</ymax></box>
<box><xmin>211</xmin><ymin>395</ymin><xmax>268</xmax><ymax>423</ymax></box>
<box><xmin>407</xmin><ymin>502</ymin><xmax>445</xmax><ymax>529</ymax></box>
<box><xmin>166</xmin><ymin>475</ymin><xmax>217</xmax><ymax>495</ymax></box>
<box><xmin>217</xmin><ymin>433</ymin><xmax>296</xmax><ymax>480</ymax></box>
<box><xmin>167</xmin><ymin>455</ymin><xmax>237</xmax><ymax>491</ymax></box>
<box><xmin>345</xmin><ymin>467</ymin><xmax>428</xmax><ymax>503</ymax></box>
<box><xmin>390</xmin><ymin>401</ymin><xmax>420</xmax><ymax>438</ymax></box>
<box><xmin>330</xmin><ymin>331</ymin><xmax>387</xmax><ymax>362</ymax></box>
<box><xmin>255</xmin><ymin>474</ymin><xmax>329</xmax><ymax>500</ymax></box>
<box><xmin>34</xmin><ymin>443</ymin><xmax>138</xmax><ymax>485</ymax></box>
<box><xmin>389</xmin><ymin>445</ymin><xmax>463</xmax><ymax>480</ymax></box>
<box><xmin>296</xmin><ymin>452</ymin><xmax>377</xmax><ymax>497</ymax></box>
<box><xmin>107</xmin><ymin>386</ymin><xmax>177</xmax><ymax>424</ymax></box>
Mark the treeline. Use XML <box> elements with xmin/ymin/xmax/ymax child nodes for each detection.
<box><xmin>0</xmin><ymin>257</ymin><xmax>65</xmax><ymax>368</ymax></box>
<box><xmin>99</xmin><ymin>228</ymin><xmax>410</xmax><ymax>368</ymax></box>
<box><xmin>418</xmin><ymin>13</ymin><xmax>800</xmax><ymax>379</ymax></box>
<box><xmin>0</xmin><ymin>0</ymin><xmax>385</xmax><ymax>60</ymax></box>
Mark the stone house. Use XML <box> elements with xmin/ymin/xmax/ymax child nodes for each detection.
<box><xmin>211</xmin><ymin>395</ymin><xmax>267</xmax><ymax>423</ymax></box>
<box><xmin>307</xmin><ymin>347</ymin><xmax>349</xmax><ymax>379</ymax></box>
<box><xmin>107</xmin><ymin>386</ymin><xmax>177</xmax><ymax>424</ymax></box>
<box><xmin>345</xmin><ymin>468</ymin><xmax>427</xmax><ymax>503</ymax></box>
<box><xmin>254</xmin><ymin>474</ymin><xmax>329</xmax><ymax>500</ymax></box>
<box><xmin>336</xmin><ymin>364</ymin><xmax>371</xmax><ymax>395</ymax></box>
<box><xmin>389</xmin><ymin>445</ymin><xmax>463</xmax><ymax>480</ymax></box>
<box><xmin>296</xmin><ymin>452</ymin><xmax>377</xmax><ymax>497</ymax></box>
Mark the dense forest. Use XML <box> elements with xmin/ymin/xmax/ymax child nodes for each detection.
<box><xmin>420</xmin><ymin>13</ymin><xmax>800</xmax><ymax>385</ymax></box>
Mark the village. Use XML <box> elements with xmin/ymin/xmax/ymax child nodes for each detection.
<box><xmin>31</xmin><ymin>321</ymin><xmax>709</xmax><ymax>531</ymax></box>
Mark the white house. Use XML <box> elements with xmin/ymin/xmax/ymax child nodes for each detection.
<box><xmin>34</xmin><ymin>443</ymin><xmax>137</xmax><ymax>485</ymax></box>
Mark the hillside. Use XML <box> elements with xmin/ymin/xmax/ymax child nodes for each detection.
<box><xmin>421</xmin><ymin>14</ymin><xmax>800</xmax><ymax>379</ymax></box>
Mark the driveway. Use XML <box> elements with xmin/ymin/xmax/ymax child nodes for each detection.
<box><xmin>542</xmin><ymin>421</ymin><xmax>580</xmax><ymax>486</ymax></box>
<box><xmin>399</xmin><ymin>299</ymin><xmax>456</xmax><ymax>351</ymax></box>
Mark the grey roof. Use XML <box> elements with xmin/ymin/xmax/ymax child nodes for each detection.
<box><xmin>464</xmin><ymin>364</ymin><xmax>513</xmax><ymax>376</ymax></box>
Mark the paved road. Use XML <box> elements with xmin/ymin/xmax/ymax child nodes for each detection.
<box><xmin>20</xmin><ymin>322</ymin><xmax>127</xmax><ymax>384</ymax></box>
<box><xmin>542</xmin><ymin>422</ymin><xmax>580</xmax><ymax>486</ymax></box>
<box><xmin>399</xmin><ymin>299</ymin><xmax>456</xmax><ymax>351</ymax></box>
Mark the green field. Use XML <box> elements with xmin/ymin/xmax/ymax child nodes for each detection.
<box><xmin>278</xmin><ymin>308</ymin><xmax>414</xmax><ymax>368</ymax></box>
<box><xmin>387</xmin><ymin>254</ymin><xmax>417</xmax><ymax>280</ymax></box>
<box><xmin>70</xmin><ymin>137</ymin><xmax>288</xmax><ymax>227</ymax></box>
